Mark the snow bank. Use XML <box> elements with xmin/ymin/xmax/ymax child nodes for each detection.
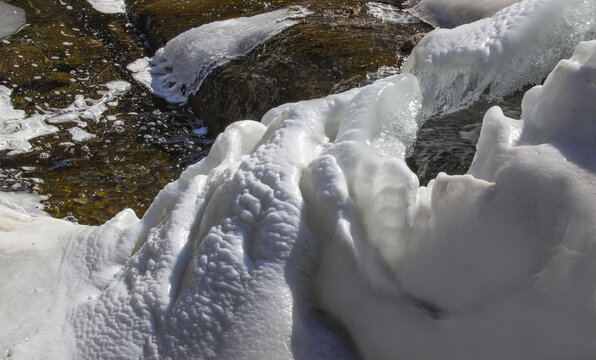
<box><xmin>0</xmin><ymin>1</ymin><xmax>25</xmax><ymax>39</ymax></box>
<box><xmin>408</xmin><ymin>0</ymin><xmax>521</xmax><ymax>28</ymax></box>
<box><xmin>404</xmin><ymin>0</ymin><xmax>596</xmax><ymax>117</ymax></box>
<box><xmin>3</xmin><ymin>1</ymin><xmax>596</xmax><ymax>359</ymax></box>
<box><xmin>317</xmin><ymin>40</ymin><xmax>596</xmax><ymax>359</ymax></box>
<box><xmin>128</xmin><ymin>7</ymin><xmax>311</xmax><ymax>104</ymax></box>
<box><xmin>85</xmin><ymin>0</ymin><xmax>125</xmax><ymax>14</ymax></box>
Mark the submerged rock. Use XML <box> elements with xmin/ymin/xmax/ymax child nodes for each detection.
<box><xmin>125</xmin><ymin>0</ymin><xmax>432</xmax><ymax>134</ymax></box>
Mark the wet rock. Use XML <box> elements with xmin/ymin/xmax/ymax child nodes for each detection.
<box><xmin>125</xmin><ymin>0</ymin><xmax>432</xmax><ymax>134</ymax></box>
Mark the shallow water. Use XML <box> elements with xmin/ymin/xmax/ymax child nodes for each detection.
<box><xmin>0</xmin><ymin>0</ymin><xmax>210</xmax><ymax>225</ymax></box>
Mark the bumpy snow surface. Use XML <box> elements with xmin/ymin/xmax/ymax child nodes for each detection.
<box><xmin>128</xmin><ymin>7</ymin><xmax>312</xmax><ymax>104</ymax></box>
<box><xmin>3</xmin><ymin>0</ymin><xmax>596</xmax><ymax>359</ymax></box>
<box><xmin>0</xmin><ymin>1</ymin><xmax>25</xmax><ymax>39</ymax></box>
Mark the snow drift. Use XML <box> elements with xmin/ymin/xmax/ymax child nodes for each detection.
<box><xmin>2</xmin><ymin>0</ymin><xmax>596</xmax><ymax>359</ymax></box>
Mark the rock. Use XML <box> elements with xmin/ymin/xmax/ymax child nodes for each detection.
<box><xmin>125</xmin><ymin>0</ymin><xmax>432</xmax><ymax>134</ymax></box>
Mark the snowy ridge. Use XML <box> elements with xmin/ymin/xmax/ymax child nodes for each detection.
<box><xmin>3</xmin><ymin>0</ymin><xmax>596</xmax><ymax>358</ymax></box>
<box><xmin>404</xmin><ymin>0</ymin><xmax>596</xmax><ymax>117</ymax></box>
<box><xmin>129</xmin><ymin>7</ymin><xmax>312</xmax><ymax>104</ymax></box>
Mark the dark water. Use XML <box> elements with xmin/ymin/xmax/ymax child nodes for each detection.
<box><xmin>407</xmin><ymin>90</ymin><xmax>525</xmax><ymax>186</ymax></box>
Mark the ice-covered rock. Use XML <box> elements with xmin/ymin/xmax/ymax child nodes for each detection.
<box><xmin>129</xmin><ymin>7</ymin><xmax>311</xmax><ymax>104</ymax></box>
<box><xmin>404</xmin><ymin>0</ymin><xmax>596</xmax><ymax>117</ymax></box>
<box><xmin>408</xmin><ymin>0</ymin><xmax>521</xmax><ymax>28</ymax></box>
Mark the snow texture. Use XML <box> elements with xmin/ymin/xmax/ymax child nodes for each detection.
<box><xmin>3</xmin><ymin>0</ymin><xmax>596</xmax><ymax>359</ymax></box>
<box><xmin>128</xmin><ymin>7</ymin><xmax>312</xmax><ymax>104</ymax></box>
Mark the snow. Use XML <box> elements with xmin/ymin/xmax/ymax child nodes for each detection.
<box><xmin>0</xmin><ymin>1</ymin><xmax>25</xmax><ymax>39</ymax></box>
<box><xmin>3</xmin><ymin>0</ymin><xmax>596</xmax><ymax>359</ymax></box>
<box><xmin>85</xmin><ymin>0</ymin><xmax>125</xmax><ymax>14</ymax></box>
<box><xmin>128</xmin><ymin>7</ymin><xmax>312</xmax><ymax>103</ymax></box>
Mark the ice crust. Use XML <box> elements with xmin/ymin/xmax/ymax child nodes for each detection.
<box><xmin>408</xmin><ymin>0</ymin><xmax>522</xmax><ymax>28</ymax></box>
<box><xmin>0</xmin><ymin>1</ymin><xmax>25</xmax><ymax>39</ymax></box>
<box><xmin>3</xmin><ymin>0</ymin><xmax>596</xmax><ymax>359</ymax></box>
<box><xmin>129</xmin><ymin>7</ymin><xmax>311</xmax><ymax>104</ymax></box>
<box><xmin>404</xmin><ymin>0</ymin><xmax>596</xmax><ymax>117</ymax></box>
<box><xmin>85</xmin><ymin>0</ymin><xmax>125</xmax><ymax>14</ymax></box>
<box><xmin>0</xmin><ymin>80</ymin><xmax>130</xmax><ymax>154</ymax></box>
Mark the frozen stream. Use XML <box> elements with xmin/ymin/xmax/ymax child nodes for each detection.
<box><xmin>2</xmin><ymin>0</ymin><xmax>596</xmax><ymax>359</ymax></box>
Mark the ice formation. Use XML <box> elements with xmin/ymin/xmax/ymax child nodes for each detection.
<box><xmin>366</xmin><ymin>2</ymin><xmax>420</xmax><ymax>24</ymax></box>
<box><xmin>0</xmin><ymin>81</ymin><xmax>130</xmax><ymax>154</ymax></box>
<box><xmin>408</xmin><ymin>0</ymin><xmax>521</xmax><ymax>27</ymax></box>
<box><xmin>85</xmin><ymin>0</ymin><xmax>125</xmax><ymax>14</ymax></box>
<box><xmin>3</xmin><ymin>0</ymin><xmax>596</xmax><ymax>359</ymax></box>
<box><xmin>0</xmin><ymin>1</ymin><xmax>25</xmax><ymax>39</ymax></box>
<box><xmin>404</xmin><ymin>0</ymin><xmax>596</xmax><ymax>117</ymax></box>
<box><xmin>0</xmin><ymin>86</ymin><xmax>58</xmax><ymax>154</ymax></box>
<box><xmin>127</xmin><ymin>7</ymin><xmax>311</xmax><ymax>103</ymax></box>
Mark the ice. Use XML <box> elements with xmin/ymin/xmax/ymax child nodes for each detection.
<box><xmin>366</xmin><ymin>2</ymin><xmax>420</xmax><ymax>24</ymax></box>
<box><xmin>68</xmin><ymin>127</ymin><xmax>96</xmax><ymax>142</ymax></box>
<box><xmin>0</xmin><ymin>1</ymin><xmax>25</xmax><ymax>39</ymax></box>
<box><xmin>408</xmin><ymin>0</ymin><xmax>522</xmax><ymax>27</ymax></box>
<box><xmin>404</xmin><ymin>0</ymin><xmax>596</xmax><ymax>117</ymax></box>
<box><xmin>129</xmin><ymin>7</ymin><xmax>312</xmax><ymax>103</ymax></box>
<box><xmin>85</xmin><ymin>0</ymin><xmax>125</xmax><ymax>14</ymax></box>
<box><xmin>0</xmin><ymin>86</ymin><xmax>59</xmax><ymax>154</ymax></box>
<box><xmin>0</xmin><ymin>81</ymin><xmax>130</xmax><ymax>154</ymax></box>
<box><xmin>4</xmin><ymin>1</ymin><xmax>596</xmax><ymax>359</ymax></box>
